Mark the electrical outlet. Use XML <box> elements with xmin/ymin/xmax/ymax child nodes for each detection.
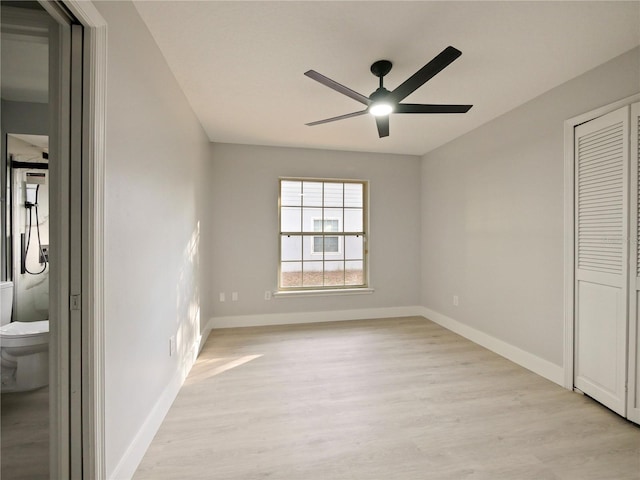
<box><xmin>264</xmin><ymin>290</ymin><xmax>272</xmax><ymax>300</ymax></box>
<box><xmin>453</xmin><ymin>295</ymin><xmax>459</xmax><ymax>306</ymax></box>
<box><xmin>232</xmin><ymin>292</ymin><xmax>238</xmax><ymax>301</ymax></box>
<box><xmin>169</xmin><ymin>335</ymin><xmax>176</xmax><ymax>357</ymax></box>
<box><xmin>219</xmin><ymin>292</ymin><xmax>225</xmax><ymax>302</ymax></box>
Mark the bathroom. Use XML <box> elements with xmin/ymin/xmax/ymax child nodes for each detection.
<box><xmin>1</xmin><ymin>2</ymin><xmax>51</xmax><ymax>477</ymax></box>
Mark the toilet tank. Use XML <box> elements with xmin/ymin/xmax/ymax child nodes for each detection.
<box><xmin>1</xmin><ymin>282</ymin><xmax>13</xmax><ymax>326</ymax></box>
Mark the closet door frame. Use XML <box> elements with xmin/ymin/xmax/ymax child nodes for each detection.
<box><xmin>563</xmin><ymin>93</ymin><xmax>640</xmax><ymax>396</ymax></box>
<box><xmin>628</xmin><ymin>102</ymin><xmax>640</xmax><ymax>423</ymax></box>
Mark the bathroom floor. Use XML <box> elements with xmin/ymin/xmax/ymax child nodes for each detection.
<box><xmin>1</xmin><ymin>386</ymin><xmax>48</xmax><ymax>479</ymax></box>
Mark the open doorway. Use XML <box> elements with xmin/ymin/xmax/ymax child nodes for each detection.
<box><xmin>1</xmin><ymin>4</ymin><xmax>52</xmax><ymax>476</ymax></box>
<box><xmin>1</xmin><ymin>1</ymin><xmax>106</xmax><ymax>477</ymax></box>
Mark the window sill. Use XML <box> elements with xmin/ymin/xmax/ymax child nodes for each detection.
<box><xmin>273</xmin><ymin>288</ymin><xmax>374</xmax><ymax>299</ymax></box>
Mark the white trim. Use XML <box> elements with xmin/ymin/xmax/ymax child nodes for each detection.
<box><xmin>628</xmin><ymin>101</ymin><xmax>640</xmax><ymax>424</ymax></box>
<box><xmin>198</xmin><ymin>328</ymin><xmax>212</xmax><ymax>354</ymax></box>
<box><xmin>108</xmin><ymin>337</ymin><xmax>201</xmax><ymax>480</ymax></box>
<box><xmin>46</xmin><ymin>15</ymin><xmax>72</xmax><ymax>479</ymax></box>
<box><xmin>420</xmin><ymin>307</ymin><xmax>565</xmax><ymax>386</ymax></box>
<box><xmin>563</xmin><ymin>117</ymin><xmax>576</xmax><ymax>390</ymax></box>
<box><xmin>59</xmin><ymin>1</ymin><xmax>108</xmax><ymax>478</ymax></box>
<box><xmin>563</xmin><ymin>93</ymin><xmax>640</xmax><ymax>391</ymax></box>
<box><xmin>273</xmin><ymin>287</ymin><xmax>374</xmax><ymax>298</ymax></box>
<box><xmin>207</xmin><ymin>306</ymin><xmax>423</xmax><ymax>329</ymax></box>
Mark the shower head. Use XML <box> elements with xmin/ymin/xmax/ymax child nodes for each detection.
<box><xmin>25</xmin><ymin>184</ymin><xmax>38</xmax><ymax>207</ymax></box>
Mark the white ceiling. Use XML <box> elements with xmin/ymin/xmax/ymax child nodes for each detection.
<box><xmin>135</xmin><ymin>1</ymin><xmax>640</xmax><ymax>156</ymax></box>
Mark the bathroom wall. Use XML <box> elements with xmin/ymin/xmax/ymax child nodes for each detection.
<box><xmin>7</xmin><ymin>135</ymin><xmax>49</xmax><ymax>322</ymax></box>
<box><xmin>420</xmin><ymin>47</ymin><xmax>640</xmax><ymax>369</ymax></box>
<box><xmin>92</xmin><ymin>1</ymin><xmax>211</xmax><ymax>477</ymax></box>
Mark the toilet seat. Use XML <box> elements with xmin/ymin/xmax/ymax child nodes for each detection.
<box><xmin>0</xmin><ymin>320</ymin><xmax>49</xmax><ymax>347</ymax></box>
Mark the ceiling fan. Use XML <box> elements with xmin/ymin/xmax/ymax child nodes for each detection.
<box><xmin>304</xmin><ymin>46</ymin><xmax>472</xmax><ymax>138</ymax></box>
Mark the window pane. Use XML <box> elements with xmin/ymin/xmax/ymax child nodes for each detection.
<box><xmin>324</xmin><ymin>182</ymin><xmax>343</xmax><ymax>207</ymax></box>
<box><xmin>344</xmin><ymin>208</ymin><xmax>363</xmax><ymax>232</ymax></box>
<box><xmin>281</xmin><ymin>207</ymin><xmax>301</xmax><ymax>232</ymax></box>
<box><xmin>281</xmin><ymin>235</ymin><xmax>302</xmax><ymax>261</ymax></box>
<box><xmin>310</xmin><ymin>236</ymin><xmax>342</xmax><ymax>256</ymax></box>
<box><xmin>344</xmin><ymin>183</ymin><xmax>363</xmax><ymax>208</ymax></box>
<box><xmin>303</xmin><ymin>236</ymin><xmax>318</xmax><ymax>260</ymax></box>
<box><xmin>302</xmin><ymin>261</ymin><xmax>323</xmax><ymax>286</ymax></box>
<box><xmin>281</xmin><ymin>262</ymin><xmax>302</xmax><ymax>287</ymax></box>
<box><xmin>345</xmin><ymin>260</ymin><xmax>364</xmax><ymax>285</ymax></box>
<box><xmin>345</xmin><ymin>235</ymin><xmax>363</xmax><ymax>260</ymax></box>
<box><xmin>323</xmin><ymin>209</ymin><xmax>343</xmax><ymax>231</ymax></box>
<box><xmin>324</xmin><ymin>237</ymin><xmax>339</xmax><ymax>253</ymax></box>
<box><xmin>302</xmin><ymin>182</ymin><xmax>323</xmax><ymax>207</ymax></box>
<box><xmin>303</xmin><ymin>208</ymin><xmax>323</xmax><ymax>232</ymax></box>
<box><xmin>324</xmin><ymin>261</ymin><xmax>345</xmax><ymax>286</ymax></box>
<box><xmin>281</xmin><ymin>180</ymin><xmax>302</xmax><ymax>206</ymax></box>
<box><xmin>313</xmin><ymin>236</ymin><xmax>323</xmax><ymax>253</ymax></box>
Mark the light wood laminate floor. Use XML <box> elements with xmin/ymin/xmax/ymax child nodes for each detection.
<box><xmin>1</xmin><ymin>386</ymin><xmax>48</xmax><ymax>479</ymax></box>
<box><xmin>135</xmin><ymin>317</ymin><xmax>640</xmax><ymax>479</ymax></box>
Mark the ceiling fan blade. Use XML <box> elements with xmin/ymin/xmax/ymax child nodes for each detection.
<box><xmin>389</xmin><ymin>46</ymin><xmax>462</xmax><ymax>103</ymax></box>
<box><xmin>395</xmin><ymin>103</ymin><xmax>472</xmax><ymax>114</ymax></box>
<box><xmin>305</xmin><ymin>70</ymin><xmax>371</xmax><ymax>106</ymax></box>
<box><xmin>375</xmin><ymin>116</ymin><xmax>389</xmax><ymax>138</ymax></box>
<box><xmin>306</xmin><ymin>109</ymin><xmax>368</xmax><ymax>126</ymax></box>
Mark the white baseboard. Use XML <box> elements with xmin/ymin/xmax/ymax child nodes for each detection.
<box><xmin>108</xmin><ymin>335</ymin><xmax>201</xmax><ymax>480</ymax></box>
<box><xmin>198</xmin><ymin>327</ymin><xmax>211</xmax><ymax>354</ymax></box>
<box><xmin>419</xmin><ymin>306</ymin><xmax>564</xmax><ymax>386</ymax></box>
<box><xmin>207</xmin><ymin>306</ymin><xmax>424</xmax><ymax>330</ymax></box>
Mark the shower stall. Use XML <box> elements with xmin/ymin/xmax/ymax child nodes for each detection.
<box><xmin>4</xmin><ymin>134</ymin><xmax>49</xmax><ymax>323</ymax></box>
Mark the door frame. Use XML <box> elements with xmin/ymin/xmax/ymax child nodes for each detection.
<box><xmin>563</xmin><ymin>93</ymin><xmax>640</xmax><ymax>391</ymax></box>
<box><xmin>39</xmin><ymin>0</ymin><xmax>107</xmax><ymax>477</ymax></box>
<box><xmin>627</xmin><ymin>102</ymin><xmax>640</xmax><ymax>424</ymax></box>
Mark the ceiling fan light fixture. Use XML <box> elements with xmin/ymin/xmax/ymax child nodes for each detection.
<box><xmin>369</xmin><ymin>102</ymin><xmax>393</xmax><ymax>116</ymax></box>
<box><xmin>304</xmin><ymin>47</ymin><xmax>471</xmax><ymax>138</ymax></box>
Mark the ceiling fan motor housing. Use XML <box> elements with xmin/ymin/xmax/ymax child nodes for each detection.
<box><xmin>369</xmin><ymin>87</ymin><xmax>391</xmax><ymax>103</ymax></box>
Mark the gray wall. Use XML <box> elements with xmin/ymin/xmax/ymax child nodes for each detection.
<box><xmin>93</xmin><ymin>2</ymin><xmax>211</xmax><ymax>476</ymax></box>
<box><xmin>1</xmin><ymin>100</ymin><xmax>48</xmax><ymax>136</ymax></box>
<box><xmin>421</xmin><ymin>47</ymin><xmax>640</xmax><ymax>367</ymax></box>
<box><xmin>209</xmin><ymin>143</ymin><xmax>421</xmax><ymax>318</ymax></box>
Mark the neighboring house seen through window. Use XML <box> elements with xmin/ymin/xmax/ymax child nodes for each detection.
<box><xmin>279</xmin><ymin>178</ymin><xmax>367</xmax><ymax>290</ymax></box>
<box><xmin>312</xmin><ymin>219</ymin><xmax>340</xmax><ymax>254</ymax></box>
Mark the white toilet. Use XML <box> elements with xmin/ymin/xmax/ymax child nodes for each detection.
<box><xmin>0</xmin><ymin>281</ymin><xmax>49</xmax><ymax>392</ymax></box>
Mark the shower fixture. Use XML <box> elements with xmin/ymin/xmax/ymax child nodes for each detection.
<box><xmin>21</xmin><ymin>173</ymin><xmax>48</xmax><ymax>275</ymax></box>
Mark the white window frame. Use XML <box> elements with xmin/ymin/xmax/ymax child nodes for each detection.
<box><xmin>278</xmin><ymin>177</ymin><xmax>369</xmax><ymax>293</ymax></box>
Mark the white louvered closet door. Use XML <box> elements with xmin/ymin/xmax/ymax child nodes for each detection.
<box><xmin>628</xmin><ymin>102</ymin><xmax>640</xmax><ymax>424</ymax></box>
<box><xmin>574</xmin><ymin>105</ymin><xmax>629</xmax><ymax>417</ymax></box>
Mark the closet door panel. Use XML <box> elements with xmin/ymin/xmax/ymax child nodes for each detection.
<box><xmin>574</xmin><ymin>106</ymin><xmax>629</xmax><ymax>417</ymax></box>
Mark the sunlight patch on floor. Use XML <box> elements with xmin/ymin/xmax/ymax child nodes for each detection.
<box><xmin>184</xmin><ymin>354</ymin><xmax>262</xmax><ymax>385</ymax></box>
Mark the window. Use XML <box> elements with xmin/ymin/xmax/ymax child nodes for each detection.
<box><xmin>312</xmin><ymin>219</ymin><xmax>339</xmax><ymax>254</ymax></box>
<box><xmin>279</xmin><ymin>178</ymin><xmax>367</xmax><ymax>290</ymax></box>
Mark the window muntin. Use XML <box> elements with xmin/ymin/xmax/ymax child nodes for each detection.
<box><xmin>279</xmin><ymin>179</ymin><xmax>367</xmax><ymax>290</ymax></box>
